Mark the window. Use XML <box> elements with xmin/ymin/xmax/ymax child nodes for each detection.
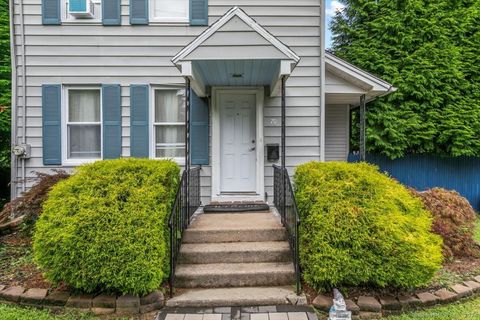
<box><xmin>151</xmin><ymin>0</ymin><xmax>189</xmax><ymax>23</ymax></box>
<box><xmin>65</xmin><ymin>89</ymin><xmax>102</xmax><ymax>161</ymax></box>
<box><xmin>153</xmin><ymin>89</ymin><xmax>185</xmax><ymax>160</ymax></box>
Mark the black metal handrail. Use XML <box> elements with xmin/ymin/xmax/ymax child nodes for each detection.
<box><xmin>273</xmin><ymin>165</ymin><xmax>301</xmax><ymax>294</ymax></box>
<box><xmin>168</xmin><ymin>167</ymin><xmax>201</xmax><ymax>296</ymax></box>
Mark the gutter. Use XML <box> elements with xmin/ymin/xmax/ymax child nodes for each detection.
<box><xmin>19</xmin><ymin>0</ymin><xmax>26</xmax><ymax>192</ymax></box>
<box><xmin>350</xmin><ymin>86</ymin><xmax>398</xmax><ymax>109</ymax></box>
<box><xmin>9</xmin><ymin>0</ymin><xmax>17</xmax><ymax>200</ymax></box>
<box><xmin>319</xmin><ymin>0</ymin><xmax>326</xmax><ymax>162</ymax></box>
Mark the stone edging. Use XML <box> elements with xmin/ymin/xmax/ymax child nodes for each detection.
<box><xmin>0</xmin><ymin>285</ymin><xmax>164</xmax><ymax>316</ymax></box>
<box><xmin>312</xmin><ymin>275</ymin><xmax>480</xmax><ymax>319</ymax></box>
<box><xmin>2</xmin><ymin>275</ymin><xmax>480</xmax><ymax>318</ymax></box>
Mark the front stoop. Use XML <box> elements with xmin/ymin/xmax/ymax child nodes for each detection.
<box><xmin>171</xmin><ymin>210</ymin><xmax>299</xmax><ymax>307</ymax></box>
<box><xmin>166</xmin><ymin>287</ymin><xmax>297</xmax><ymax>307</ymax></box>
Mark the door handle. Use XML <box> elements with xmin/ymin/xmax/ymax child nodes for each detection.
<box><xmin>249</xmin><ymin>147</ymin><xmax>256</xmax><ymax>151</ymax></box>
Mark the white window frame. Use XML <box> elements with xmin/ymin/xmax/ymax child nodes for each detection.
<box><xmin>62</xmin><ymin>86</ymin><xmax>103</xmax><ymax>166</ymax></box>
<box><xmin>149</xmin><ymin>0</ymin><xmax>190</xmax><ymax>24</ymax></box>
<box><xmin>150</xmin><ymin>87</ymin><xmax>186</xmax><ymax>165</ymax></box>
<box><xmin>61</xmin><ymin>0</ymin><xmax>102</xmax><ymax>23</ymax></box>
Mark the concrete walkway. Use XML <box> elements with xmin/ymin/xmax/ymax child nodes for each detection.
<box><xmin>156</xmin><ymin>306</ymin><xmax>318</xmax><ymax>320</ymax></box>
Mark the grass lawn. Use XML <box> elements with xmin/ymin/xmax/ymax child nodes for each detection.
<box><xmin>386</xmin><ymin>297</ymin><xmax>480</xmax><ymax>319</ymax></box>
<box><xmin>0</xmin><ymin>304</ymin><xmax>95</xmax><ymax>320</ymax></box>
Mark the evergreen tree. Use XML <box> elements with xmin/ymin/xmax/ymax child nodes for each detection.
<box><xmin>331</xmin><ymin>0</ymin><xmax>480</xmax><ymax>158</ymax></box>
<box><xmin>0</xmin><ymin>0</ymin><xmax>10</xmax><ymax>205</ymax></box>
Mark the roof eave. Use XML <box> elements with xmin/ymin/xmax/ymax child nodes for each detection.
<box><xmin>172</xmin><ymin>6</ymin><xmax>300</xmax><ymax>65</ymax></box>
<box><xmin>325</xmin><ymin>52</ymin><xmax>394</xmax><ymax>93</ymax></box>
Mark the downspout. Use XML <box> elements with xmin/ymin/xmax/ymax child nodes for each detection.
<box><xmin>9</xmin><ymin>0</ymin><xmax>17</xmax><ymax>199</ymax></box>
<box><xmin>319</xmin><ymin>0</ymin><xmax>326</xmax><ymax>162</ymax></box>
<box><xmin>19</xmin><ymin>0</ymin><xmax>27</xmax><ymax>192</ymax></box>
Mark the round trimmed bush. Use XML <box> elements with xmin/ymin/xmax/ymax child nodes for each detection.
<box><xmin>294</xmin><ymin>162</ymin><xmax>443</xmax><ymax>290</ymax></box>
<box><xmin>33</xmin><ymin>159</ymin><xmax>180</xmax><ymax>295</ymax></box>
<box><xmin>415</xmin><ymin>188</ymin><xmax>480</xmax><ymax>259</ymax></box>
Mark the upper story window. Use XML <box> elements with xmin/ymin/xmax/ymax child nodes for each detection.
<box><xmin>62</xmin><ymin>0</ymin><xmax>102</xmax><ymax>22</ymax></box>
<box><xmin>152</xmin><ymin>89</ymin><xmax>186</xmax><ymax>162</ymax></box>
<box><xmin>64</xmin><ymin>88</ymin><xmax>102</xmax><ymax>163</ymax></box>
<box><xmin>151</xmin><ymin>0</ymin><xmax>189</xmax><ymax>23</ymax></box>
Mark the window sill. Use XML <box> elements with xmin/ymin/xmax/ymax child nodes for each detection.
<box><xmin>62</xmin><ymin>158</ymin><xmax>101</xmax><ymax>166</ymax></box>
<box><xmin>61</xmin><ymin>20</ymin><xmax>102</xmax><ymax>25</ymax></box>
<box><xmin>149</xmin><ymin>19</ymin><xmax>190</xmax><ymax>26</ymax></box>
<box><xmin>153</xmin><ymin>157</ymin><xmax>186</xmax><ymax>165</ymax></box>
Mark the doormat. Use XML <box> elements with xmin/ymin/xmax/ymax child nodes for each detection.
<box><xmin>204</xmin><ymin>202</ymin><xmax>270</xmax><ymax>213</ymax></box>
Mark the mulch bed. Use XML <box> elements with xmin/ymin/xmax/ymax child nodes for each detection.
<box><xmin>0</xmin><ymin>231</ymin><xmax>52</xmax><ymax>289</ymax></box>
<box><xmin>2</xmin><ymin>230</ymin><xmax>480</xmax><ymax>301</ymax></box>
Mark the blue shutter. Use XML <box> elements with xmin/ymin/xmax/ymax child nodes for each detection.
<box><xmin>42</xmin><ymin>0</ymin><xmax>61</xmax><ymax>25</ymax></box>
<box><xmin>69</xmin><ymin>0</ymin><xmax>86</xmax><ymax>12</ymax></box>
<box><xmin>102</xmin><ymin>0</ymin><xmax>121</xmax><ymax>25</ymax></box>
<box><xmin>42</xmin><ymin>85</ymin><xmax>62</xmax><ymax>165</ymax></box>
<box><xmin>130</xmin><ymin>85</ymin><xmax>149</xmax><ymax>158</ymax></box>
<box><xmin>190</xmin><ymin>89</ymin><xmax>209</xmax><ymax>165</ymax></box>
<box><xmin>102</xmin><ymin>85</ymin><xmax>122</xmax><ymax>159</ymax></box>
<box><xmin>130</xmin><ymin>0</ymin><xmax>149</xmax><ymax>25</ymax></box>
<box><xmin>190</xmin><ymin>0</ymin><xmax>208</xmax><ymax>26</ymax></box>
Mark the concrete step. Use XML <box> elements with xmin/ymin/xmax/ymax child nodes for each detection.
<box><xmin>178</xmin><ymin>241</ymin><xmax>292</xmax><ymax>264</ymax></box>
<box><xmin>175</xmin><ymin>262</ymin><xmax>295</xmax><ymax>288</ymax></box>
<box><xmin>166</xmin><ymin>286</ymin><xmax>296</xmax><ymax>307</ymax></box>
<box><xmin>183</xmin><ymin>228</ymin><xmax>287</xmax><ymax>243</ymax></box>
<box><xmin>184</xmin><ymin>212</ymin><xmax>287</xmax><ymax>243</ymax></box>
<box><xmin>189</xmin><ymin>212</ymin><xmax>283</xmax><ymax>230</ymax></box>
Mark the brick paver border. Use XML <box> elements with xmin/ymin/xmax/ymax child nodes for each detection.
<box><xmin>312</xmin><ymin>274</ymin><xmax>480</xmax><ymax>319</ymax></box>
<box><xmin>1</xmin><ymin>274</ymin><xmax>480</xmax><ymax>317</ymax></box>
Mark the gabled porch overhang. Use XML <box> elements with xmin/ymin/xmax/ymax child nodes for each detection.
<box><xmin>172</xmin><ymin>7</ymin><xmax>300</xmax><ymax>97</ymax></box>
<box><xmin>324</xmin><ymin>52</ymin><xmax>397</xmax><ymax>162</ymax></box>
<box><xmin>325</xmin><ymin>51</ymin><xmax>397</xmax><ymax>105</ymax></box>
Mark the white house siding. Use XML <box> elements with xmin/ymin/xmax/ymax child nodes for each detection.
<box><xmin>325</xmin><ymin>104</ymin><xmax>349</xmax><ymax>162</ymax></box>
<box><xmin>12</xmin><ymin>0</ymin><xmax>322</xmax><ymax>205</ymax></box>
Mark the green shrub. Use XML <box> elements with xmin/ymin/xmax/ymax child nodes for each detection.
<box><xmin>33</xmin><ymin>159</ymin><xmax>180</xmax><ymax>295</ymax></box>
<box><xmin>294</xmin><ymin>162</ymin><xmax>443</xmax><ymax>290</ymax></box>
<box><xmin>414</xmin><ymin>188</ymin><xmax>480</xmax><ymax>259</ymax></box>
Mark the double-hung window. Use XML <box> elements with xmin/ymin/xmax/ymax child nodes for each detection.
<box><xmin>151</xmin><ymin>0</ymin><xmax>189</xmax><ymax>23</ymax></box>
<box><xmin>153</xmin><ymin>89</ymin><xmax>185</xmax><ymax>161</ymax></box>
<box><xmin>65</xmin><ymin>88</ymin><xmax>102</xmax><ymax>163</ymax></box>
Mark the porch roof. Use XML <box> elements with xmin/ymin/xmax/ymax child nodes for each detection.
<box><xmin>172</xmin><ymin>7</ymin><xmax>300</xmax><ymax>97</ymax></box>
<box><xmin>325</xmin><ymin>51</ymin><xmax>396</xmax><ymax>105</ymax></box>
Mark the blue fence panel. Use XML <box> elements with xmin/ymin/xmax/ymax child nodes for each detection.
<box><xmin>348</xmin><ymin>153</ymin><xmax>480</xmax><ymax>211</ymax></box>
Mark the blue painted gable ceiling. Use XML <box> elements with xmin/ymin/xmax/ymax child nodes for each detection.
<box><xmin>193</xmin><ymin>59</ymin><xmax>281</xmax><ymax>87</ymax></box>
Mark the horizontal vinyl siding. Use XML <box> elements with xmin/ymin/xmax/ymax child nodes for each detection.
<box><xmin>13</xmin><ymin>0</ymin><xmax>322</xmax><ymax>202</ymax></box>
<box><xmin>325</xmin><ymin>104</ymin><xmax>349</xmax><ymax>162</ymax></box>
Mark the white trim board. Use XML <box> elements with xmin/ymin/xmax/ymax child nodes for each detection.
<box><xmin>172</xmin><ymin>7</ymin><xmax>300</xmax><ymax>65</ymax></box>
<box><xmin>325</xmin><ymin>52</ymin><xmax>396</xmax><ymax>93</ymax></box>
<box><xmin>61</xmin><ymin>85</ymin><xmax>103</xmax><ymax>167</ymax></box>
<box><xmin>211</xmin><ymin>87</ymin><xmax>265</xmax><ymax>202</ymax></box>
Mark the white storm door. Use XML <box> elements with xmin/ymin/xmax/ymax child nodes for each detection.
<box><xmin>219</xmin><ymin>93</ymin><xmax>257</xmax><ymax>193</ymax></box>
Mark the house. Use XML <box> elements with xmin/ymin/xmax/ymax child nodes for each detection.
<box><xmin>9</xmin><ymin>0</ymin><xmax>395</xmax><ymax>303</ymax></box>
<box><xmin>10</xmin><ymin>0</ymin><xmax>394</xmax><ymax>203</ymax></box>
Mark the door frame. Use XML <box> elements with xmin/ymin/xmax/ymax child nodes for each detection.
<box><xmin>211</xmin><ymin>87</ymin><xmax>265</xmax><ymax>201</ymax></box>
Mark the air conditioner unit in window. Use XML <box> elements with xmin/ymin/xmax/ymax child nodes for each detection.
<box><xmin>68</xmin><ymin>0</ymin><xmax>94</xmax><ymax>19</ymax></box>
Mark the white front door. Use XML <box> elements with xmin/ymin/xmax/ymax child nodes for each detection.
<box><xmin>219</xmin><ymin>93</ymin><xmax>257</xmax><ymax>193</ymax></box>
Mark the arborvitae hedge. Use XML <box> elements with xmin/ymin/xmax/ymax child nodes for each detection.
<box><xmin>33</xmin><ymin>159</ymin><xmax>179</xmax><ymax>295</ymax></box>
<box><xmin>294</xmin><ymin>162</ymin><xmax>443</xmax><ymax>290</ymax></box>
